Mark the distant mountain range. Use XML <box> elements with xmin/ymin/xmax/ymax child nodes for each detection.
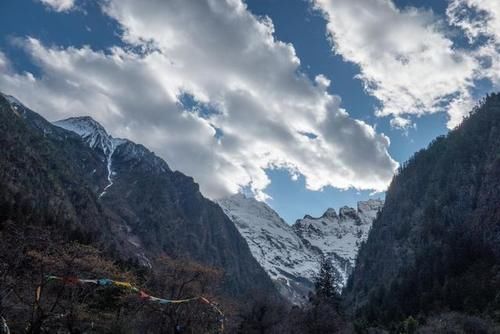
<box><xmin>217</xmin><ymin>194</ymin><xmax>382</xmax><ymax>304</ymax></box>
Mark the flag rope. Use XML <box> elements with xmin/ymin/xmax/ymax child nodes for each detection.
<box><xmin>37</xmin><ymin>275</ymin><xmax>225</xmax><ymax>333</ymax></box>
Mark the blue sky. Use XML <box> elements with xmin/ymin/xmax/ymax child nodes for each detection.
<box><xmin>246</xmin><ymin>0</ymin><xmax>450</xmax><ymax>222</ymax></box>
<box><xmin>0</xmin><ymin>0</ymin><xmax>498</xmax><ymax>223</ymax></box>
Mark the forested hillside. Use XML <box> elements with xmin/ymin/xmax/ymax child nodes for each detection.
<box><xmin>0</xmin><ymin>94</ymin><xmax>278</xmax><ymax>332</ymax></box>
<box><xmin>345</xmin><ymin>93</ymin><xmax>500</xmax><ymax>332</ymax></box>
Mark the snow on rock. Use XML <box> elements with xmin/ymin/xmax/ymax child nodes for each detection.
<box><xmin>218</xmin><ymin>194</ymin><xmax>383</xmax><ymax>304</ymax></box>
<box><xmin>54</xmin><ymin>117</ymin><xmax>121</xmax><ymax>154</ymax></box>
<box><xmin>98</xmin><ymin>138</ymin><xmax>119</xmax><ymax>198</ymax></box>
<box><xmin>217</xmin><ymin>194</ymin><xmax>319</xmax><ymax>304</ymax></box>
<box><xmin>54</xmin><ymin>116</ymin><xmax>125</xmax><ymax>197</ymax></box>
<box><xmin>293</xmin><ymin>199</ymin><xmax>384</xmax><ymax>285</ymax></box>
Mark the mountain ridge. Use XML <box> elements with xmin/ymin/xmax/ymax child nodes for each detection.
<box><xmin>217</xmin><ymin>194</ymin><xmax>383</xmax><ymax>304</ymax></box>
<box><xmin>0</xmin><ymin>92</ymin><xmax>278</xmax><ymax>298</ymax></box>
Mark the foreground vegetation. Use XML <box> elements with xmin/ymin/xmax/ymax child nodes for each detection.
<box><xmin>0</xmin><ymin>224</ymin><xmax>229</xmax><ymax>333</ymax></box>
<box><xmin>3</xmin><ymin>229</ymin><xmax>498</xmax><ymax>334</ymax></box>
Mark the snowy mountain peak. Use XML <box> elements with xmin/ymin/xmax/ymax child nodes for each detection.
<box><xmin>219</xmin><ymin>194</ymin><xmax>384</xmax><ymax>304</ymax></box>
<box><xmin>53</xmin><ymin>116</ymin><xmax>117</xmax><ymax>153</ymax></box>
<box><xmin>357</xmin><ymin>199</ymin><xmax>384</xmax><ymax>221</ymax></box>
<box><xmin>54</xmin><ymin>116</ymin><xmax>126</xmax><ymax>198</ymax></box>
<box><xmin>321</xmin><ymin>208</ymin><xmax>338</xmax><ymax>219</ymax></box>
<box><xmin>217</xmin><ymin>194</ymin><xmax>318</xmax><ymax>304</ymax></box>
<box><xmin>339</xmin><ymin>206</ymin><xmax>361</xmax><ymax>223</ymax></box>
<box><xmin>293</xmin><ymin>200</ymin><xmax>383</xmax><ymax>284</ymax></box>
<box><xmin>219</xmin><ymin>193</ymin><xmax>278</xmax><ymax>216</ymax></box>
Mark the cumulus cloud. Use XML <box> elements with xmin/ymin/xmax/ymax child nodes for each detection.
<box><xmin>37</xmin><ymin>0</ymin><xmax>75</xmax><ymax>12</ymax></box>
<box><xmin>390</xmin><ymin>116</ymin><xmax>413</xmax><ymax>130</ymax></box>
<box><xmin>447</xmin><ymin>0</ymin><xmax>500</xmax><ymax>42</ymax></box>
<box><xmin>313</xmin><ymin>0</ymin><xmax>478</xmax><ymax>129</ymax></box>
<box><xmin>0</xmin><ymin>0</ymin><xmax>398</xmax><ymax>200</ymax></box>
<box><xmin>447</xmin><ymin>0</ymin><xmax>500</xmax><ymax>88</ymax></box>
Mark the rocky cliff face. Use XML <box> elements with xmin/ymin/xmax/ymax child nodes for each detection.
<box><xmin>217</xmin><ymin>194</ymin><xmax>383</xmax><ymax>303</ymax></box>
<box><xmin>0</xmin><ymin>93</ymin><xmax>277</xmax><ymax>298</ymax></box>
<box><xmin>293</xmin><ymin>199</ymin><xmax>384</xmax><ymax>284</ymax></box>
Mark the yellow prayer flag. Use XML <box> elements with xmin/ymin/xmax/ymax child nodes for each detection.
<box><xmin>113</xmin><ymin>281</ymin><xmax>133</xmax><ymax>289</ymax></box>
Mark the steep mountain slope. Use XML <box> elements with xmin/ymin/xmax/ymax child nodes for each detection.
<box><xmin>217</xmin><ymin>194</ymin><xmax>318</xmax><ymax>304</ymax></box>
<box><xmin>344</xmin><ymin>94</ymin><xmax>500</xmax><ymax>324</ymax></box>
<box><xmin>218</xmin><ymin>194</ymin><xmax>382</xmax><ymax>303</ymax></box>
<box><xmin>0</xmin><ymin>93</ymin><xmax>277</xmax><ymax>298</ymax></box>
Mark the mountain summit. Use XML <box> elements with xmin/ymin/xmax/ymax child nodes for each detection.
<box><xmin>54</xmin><ymin>117</ymin><xmax>119</xmax><ymax>154</ymax></box>
<box><xmin>293</xmin><ymin>199</ymin><xmax>384</xmax><ymax>283</ymax></box>
<box><xmin>218</xmin><ymin>194</ymin><xmax>383</xmax><ymax>303</ymax></box>
<box><xmin>54</xmin><ymin>117</ymin><xmax>128</xmax><ymax>198</ymax></box>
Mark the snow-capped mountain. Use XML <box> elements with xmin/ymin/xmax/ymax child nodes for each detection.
<box><xmin>54</xmin><ymin>117</ymin><xmax>123</xmax><ymax>155</ymax></box>
<box><xmin>54</xmin><ymin>117</ymin><xmax>126</xmax><ymax>198</ymax></box>
<box><xmin>217</xmin><ymin>194</ymin><xmax>319</xmax><ymax>304</ymax></box>
<box><xmin>218</xmin><ymin>195</ymin><xmax>383</xmax><ymax>304</ymax></box>
<box><xmin>293</xmin><ymin>199</ymin><xmax>384</xmax><ymax>284</ymax></box>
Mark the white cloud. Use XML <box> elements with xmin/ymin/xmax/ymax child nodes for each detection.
<box><xmin>447</xmin><ymin>0</ymin><xmax>500</xmax><ymax>88</ymax></box>
<box><xmin>37</xmin><ymin>0</ymin><xmax>75</xmax><ymax>12</ymax></box>
<box><xmin>313</xmin><ymin>0</ymin><xmax>478</xmax><ymax>129</ymax></box>
<box><xmin>390</xmin><ymin>116</ymin><xmax>413</xmax><ymax>130</ymax></box>
<box><xmin>447</xmin><ymin>0</ymin><xmax>500</xmax><ymax>42</ymax></box>
<box><xmin>0</xmin><ymin>51</ymin><xmax>9</xmax><ymax>71</ymax></box>
<box><xmin>0</xmin><ymin>0</ymin><xmax>398</xmax><ymax>200</ymax></box>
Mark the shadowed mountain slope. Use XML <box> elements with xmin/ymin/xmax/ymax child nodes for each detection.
<box><xmin>0</xmin><ymin>93</ymin><xmax>277</xmax><ymax>298</ymax></box>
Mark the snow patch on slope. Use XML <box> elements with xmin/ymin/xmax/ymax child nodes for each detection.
<box><xmin>54</xmin><ymin>117</ymin><xmax>125</xmax><ymax>197</ymax></box>
<box><xmin>54</xmin><ymin>117</ymin><xmax>115</xmax><ymax>153</ymax></box>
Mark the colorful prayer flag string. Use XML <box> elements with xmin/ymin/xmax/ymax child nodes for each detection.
<box><xmin>37</xmin><ymin>275</ymin><xmax>225</xmax><ymax>333</ymax></box>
